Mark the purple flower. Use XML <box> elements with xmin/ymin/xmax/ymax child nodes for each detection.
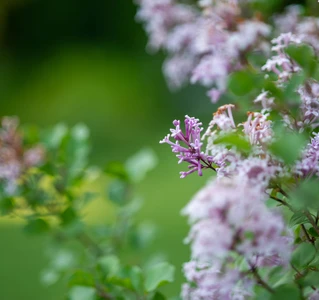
<box><xmin>160</xmin><ymin>116</ymin><xmax>217</xmax><ymax>178</ymax></box>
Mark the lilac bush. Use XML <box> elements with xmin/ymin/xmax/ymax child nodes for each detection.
<box><xmin>136</xmin><ymin>0</ymin><xmax>319</xmax><ymax>299</ymax></box>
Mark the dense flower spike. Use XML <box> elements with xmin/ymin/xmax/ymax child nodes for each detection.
<box><xmin>136</xmin><ymin>0</ymin><xmax>270</xmax><ymax>102</ymax></box>
<box><xmin>182</xmin><ymin>177</ymin><xmax>291</xmax><ymax>299</ymax></box>
<box><xmin>160</xmin><ymin>116</ymin><xmax>217</xmax><ymax>178</ymax></box>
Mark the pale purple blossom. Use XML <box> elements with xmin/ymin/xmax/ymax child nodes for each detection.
<box><xmin>262</xmin><ymin>33</ymin><xmax>301</xmax><ymax>82</ymax></box>
<box><xmin>295</xmin><ymin>132</ymin><xmax>319</xmax><ymax>177</ymax></box>
<box><xmin>254</xmin><ymin>91</ymin><xmax>274</xmax><ymax>110</ymax></box>
<box><xmin>136</xmin><ymin>0</ymin><xmax>271</xmax><ymax>102</ymax></box>
<box><xmin>240</xmin><ymin>111</ymin><xmax>273</xmax><ymax>146</ymax></box>
<box><xmin>309</xmin><ymin>290</ymin><xmax>319</xmax><ymax>300</ymax></box>
<box><xmin>297</xmin><ymin>82</ymin><xmax>319</xmax><ymax>131</ymax></box>
<box><xmin>182</xmin><ymin>177</ymin><xmax>291</xmax><ymax>299</ymax></box>
<box><xmin>160</xmin><ymin>116</ymin><xmax>217</xmax><ymax>178</ymax></box>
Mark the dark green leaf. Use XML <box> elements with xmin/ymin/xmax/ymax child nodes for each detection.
<box><xmin>228</xmin><ymin>70</ymin><xmax>256</xmax><ymax>96</ymax></box>
<box><xmin>284</xmin><ymin>72</ymin><xmax>305</xmax><ymax>103</ymax></box>
<box><xmin>104</xmin><ymin>161</ymin><xmax>129</xmax><ymax>181</ymax></box>
<box><xmin>68</xmin><ymin>270</ymin><xmax>95</xmax><ymax>287</ymax></box>
<box><xmin>24</xmin><ymin>218</ymin><xmax>50</xmax><ymax>235</ymax></box>
<box><xmin>270</xmin><ymin>127</ymin><xmax>307</xmax><ymax>165</ymax></box>
<box><xmin>289</xmin><ymin>211</ymin><xmax>309</xmax><ymax>227</ymax></box>
<box><xmin>291</xmin><ymin>243</ymin><xmax>316</xmax><ymax>268</ymax></box>
<box><xmin>286</xmin><ymin>44</ymin><xmax>316</xmax><ymax>76</ymax></box>
<box><xmin>152</xmin><ymin>292</ymin><xmax>166</xmax><ymax>300</ymax></box>
<box><xmin>290</xmin><ymin>179</ymin><xmax>319</xmax><ymax>209</ymax></box>
<box><xmin>60</xmin><ymin>207</ymin><xmax>77</xmax><ymax>225</ymax></box>
<box><xmin>270</xmin><ymin>285</ymin><xmax>300</xmax><ymax>300</ymax></box>
<box><xmin>214</xmin><ymin>133</ymin><xmax>251</xmax><ymax>153</ymax></box>
<box><xmin>309</xmin><ymin>227</ymin><xmax>319</xmax><ymax>237</ymax></box>
<box><xmin>298</xmin><ymin>270</ymin><xmax>319</xmax><ymax>288</ymax></box>
<box><xmin>0</xmin><ymin>197</ymin><xmax>14</xmax><ymax>215</ymax></box>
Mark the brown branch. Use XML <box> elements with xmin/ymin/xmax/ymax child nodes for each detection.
<box><xmin>301</xmin><ymin>224</ymin><xmax>315</xmax><ymax>245</ymax></box>
<box><xmin>77</xmin><ymin>232</ymin><xmax>104</xmax><ymax>257</ymax></box>
<box><xmin>268</xmin><ymin>195</ymin><xmax>294</xmax><ymax>211</ymax></box>
<box><xmin>96</xmin><ymin>285</ymin><xmax>113</xmax><ymax>299</ymax></box>
<box><xmin>304</xmin><ymin>210</ymin><xmax>319</xmax><ymax>236</ymax></box>
<box><xmin>249</xmin><ymin>262</ymin><xmax>274</xmax><ymax>294</ymax></box>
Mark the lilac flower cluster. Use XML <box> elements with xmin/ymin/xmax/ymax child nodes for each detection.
<box><xmin>160</xmin><ymin>116</ymin><xmax>217</xmax><ymax>178</ymax></box>
<box><xmin>274</xmin><ymin>5</ymin><xmax>319</xmax><ymax>54</ymax></box>
<box><xmin>262</xmin><ymin>33</ymin><xmax>301</xmax><ymax>82</ymax></box>
<box><xmin>297</xmin><ymin>82</ymin><xmax>319</xmax><ymax>131</ymax></box>
<box><xmin>136</xmin><ymin>0</ymin><xmax>270</xmax><ymax>102</ymax></box>
<box><xmin>295</xmin><ymin>132</ymin><xmax>319</xmax><ymax>178</ymax></box>
<box><xmin>182</xmin><ymin>177</ymin><xmax>291</xmax><ymax>299</ymax></box>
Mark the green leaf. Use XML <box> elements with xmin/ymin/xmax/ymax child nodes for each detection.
<box><xmin>214</xmin><ymin>133</ymin><xmax>251</xmax><ymax>153</ymax></box>
<box><xmin>68</xmin><ymin>286</ymin><xmax>96</xmax><ymax>300</ymax></box>
<box><xmin>125</xmin><ymin>148</ymin><xmax>158</xmax><ymax>183</ymax></box>
<box><xmin>68</xmin><ymin>270</ymin><xmax>95</xmax><ymax>288</ymax></box>
<box><xmin>309</xmin><ymin>227</ymin><xmax>319</xmax><ymax>237</ymax></box>
<box><xmin>144</xmin><ymin>262</ymin><xmax>175</xmax><ymax>292</ymax></box>
<box><xmin>270</xmin><ymin>285</ymin><xmax>300</xmax><ymax>300</ymax></box>
<box><xmin>289</xmin><ymin>211</ymin><xmax>309</xmax><ymax>227</ymax></box>
<box><xmin>286</xmin><ymin>44</ymin><xmax>317</xmax><ymax>76</ymax></box>
<box><xmin>24</xmin><ymin>218</ymin><xmax>50</xmax><ymax>235</ymax></box>
<box><xmin>71</xmin><ymin>123</ymin><xmax>90</xmax><ymax>142</ymax></box>
<box><xmin>263</xmin><ymin>80</ymin><xmax>284</xmax><ymax>102</ymax></box>
<box><xmin>106</xmin><ymin>265</ymin><xmax>143</xmax><ymax>293</ymax></box>
<box><xmin>130</xmin><ymin>266</ymin><xmax>144</xmax><ymax>293</ymax></box>
<box><xmin>228</xmin><ymin>70</ymin><xmax>256</xmax><ymax>96</ymax></box>
<box><xmin>152</xmin><ymin>292</ymin><xmax>166</xmax><ymax>300</ymax></box>
<box><xmin>0</xmin><ymin>197</ymin><xmax>14</xmax><ymax>215</ymax></box>
<box><xmin>108</xmin><ymin>180</ymin><xmax>129</xmax><ymax>205</ymax></box>
<box><xmin>52</xmin><ymin>249</ymin><xmax>75</xmax><ymax>271</ymax></box>
<box><xmin>291</xmin><ymin>243</ymin><xmax>316</xmax><ymax>268</ymax></box>
<box><xmin>104</xmin><ymin>161</ymin><xmax>129</xmax><ymax>181</ymax></box>
<box><xmin>284</xmin><ymin>72</ymin><xmax>305</xmax><ymax>103</ymax></box>
<box><xmin>290</xmin><ymin>179</ymin><xmax>319</xmax><ymax>209</ymax></box>
<box><xmin>60</xmin><ymin>207</ymin><xmax>77</xmax><ymax>226</ymax></box>
<box><xmin>270</xmin><ymin>127</ymin><xmax>307</xmax><ymax>165</ymax></box>
<box><xmin>45</xmin><ymin>123</ymin><xmax>68</xmax><ymax>149</ymax></box>
<box><xmin>298</xmin><ymin>270</ymin><xmax>319</xmax><ymax>288</ymax></box>
<box><xmin>98</xmin><ymin>255</ymin><xmax>120</xmax><ymax>277</ymax></box>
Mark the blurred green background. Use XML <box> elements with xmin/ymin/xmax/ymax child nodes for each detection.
<box><xmin>0</xmin><ymin>0</ymin><xmax>212</xmax><ymax>299</ymax></box>
<box><xmin>0</xmin><ymin>0</ymin><xmax>312</xmax><ymax>299</ymax></box>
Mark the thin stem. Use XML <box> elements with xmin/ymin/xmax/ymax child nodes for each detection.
<box><xmin>249</xmin><ymin>262</ymin><xmax>274</xmax><ymax>294</ymax></box>
<box><xmin>291</xmin><ymin>264</ymin><xmax>317</xmax><ymax>292</ymax></box>
<box><xmin>77</xmin><ymin>232</ymin><xmax>104</xmax><ymax>257</ymax></box>
<box><xmin>301</xmin><ymin>224</ymin><xmax>315</xmax><ymax>245</ymax></box>
<box><xmin>268</xmin><ymin>194</ymin><xmax>294</xmax><ymax>211</ymax></box>
<box><xmin>201</xmin><ymin>158</ymin><xmax>216</xmax><ymax>172</ymax></box>
<box><xmin>277</xmin><ymin>186</ymin><xmax>289</xmax><ymax>198</ymax></box>
<box><xmin>96</xmin><ymin>285</ymin><xmax>113</xmax><ymax>299</ymax></box>
<box><xmin>304</xmin><ymin>210</ymin><xmax>319</xmax><ymax>236</ymax></box>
